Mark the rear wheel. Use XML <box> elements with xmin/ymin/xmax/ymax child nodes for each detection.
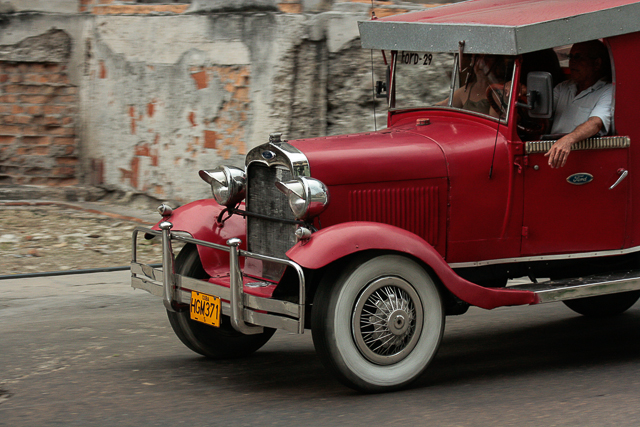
<box><xmin>166</xmin><ymin>244</ymin><xmax>275</xmax><ymax>359</ymax></box>
<box><xmin>311</xmin><ymin>254</ymin><xmax>444</xmax><ymax>392</ymax></box>
<box><xmin>563</xmin><ymin>291</ymin><xmax>640</xmax><ymax>317</ymax></box>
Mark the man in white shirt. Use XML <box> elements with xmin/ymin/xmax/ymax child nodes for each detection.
<box><xmin>545</xmin><ymin>40</ymin><xmax>612</xmax><ymax>168</ymax></box>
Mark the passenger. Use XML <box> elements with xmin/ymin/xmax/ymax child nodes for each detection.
<box><xmin>439</xmin><ymin>54</ymin><xmax>504</xmax><ymax>116</ymax></box>
<box><xmin>545</xmin><ymin>40</ymin><xmax>612</xmax><ymax>168</ymax></box>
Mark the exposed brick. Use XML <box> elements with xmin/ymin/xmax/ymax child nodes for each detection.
<box><xmin>11</xmin><ymin>105</ymin><xmax>24</xmax><ymax>114</ymax></box>
<box><xmin>53</xmin><ymin>137</ymin><xmax>75</xmax><ymax>145</ymax></box>
<box><xmin>277</xmin><ymin>3</ymin><xmax>303</xmax><ymax>13</ymax></box>
<box><xmin>0</xmin><ymin>95</ymin><xmax>19</xmax><ymax>103</ymax></box>
<box><xmin>190</xmin><ymin>71</ymin><xmax>208</xmax><ymax>90</ymax></box>
<box><xmin>130</xmin><ymin>157</ymin><xmax>139</xmax><ymax>189</ymax></box>
<box><xmin>55</xmin><ymin>157</ymin><xmax>78</xmax><ymax>166</ymax></box>
<box><xmin>92</xmin><ymin>4</ymin><xmax>189</xmax><ymax>14</ymax></box>
<box><xmin>26</xmin><ymin>106</ymin><xmax>44</xmax><ymax>115</ymax></box>
<box><xmin>0</xmin><ymin>74</ymin><xmax>8</xmax><ymax>83</ymax></box>
<box><xmin>22</xmin><ymin>125</ymin><xmax>42</xmax><ymax>136</ymax></box>
<box><xmin>17</xmin><ymin>146</ymin><xmax>49</xmax><ymax>156</ymax></box>
<box><xmin>100</xmin><ymin>61</ymin><xmax>107</xmax><ymax>79</ymax></box>
<box><xmin>48</xmin><ymin>127</ymin><xmax>75</xmax><ymax>136</ymax></box>
<box><xmin>22</xmin><ymin>136</ymin><xmax>50</xmax><ymax>145</ymax></box>
<box><xmin>61</xmin><ymin>117</ymin><xmax>74</xmax><ymax>126</ymax></box>
<box><xmin>0</xmin><ymin>125</ymin><xmax>21</xmax><ymax>134</ymax></box>
<box><xmin>44</xmin><ymin>105</ymin><xmax>66</xmax><ymax>115</ymax></box>
<box><xmin>188</xmin><ymin>111</ymin><xmax>196</xmax><ymax>127</ymax></box>
<box><xmin>235</xmin><ymin>87</ymin><xmax>250</xmax><ymax>102</ymax></box>
<box><xmin>21</xmin><ymin>95</ymin><xmax>51</xmax><ymax>104</ymax></box>
<box><xmin>135</xmin><ymin>144</ymin><xmax>150</xmax><ymax>157</ymax></box>
<box><xmin>0</xmin><ymin>135</ymin><xmax>16</xmax><ymax>144</ymax></box>
<box><xmin>204</xmin><ymin>130</ymin><xmax>217</xmax><ymax>149</ymax></box>
<box><xmin>52</xmin><ymin>166</ymin><xmax>75</xmax><ymax>177</ymax></box>
<box><xmin>12</xmin><ymin>115</ymin><xmax>32</xmax><ymax>125</ymax></box>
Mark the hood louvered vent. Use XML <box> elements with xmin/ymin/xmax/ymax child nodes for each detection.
<box><xmin>349</xmin><ymin>187</ymin><xmax>439</xmax><ymax>244</ymax></box>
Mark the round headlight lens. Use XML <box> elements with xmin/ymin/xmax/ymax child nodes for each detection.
<box><xmin>276</xmin><ymin>177</ymin><xmax>329</xmax><ymax>220</ymax></box>
<box><xmin>198</xmin><ymin>166</ymin><xmax>246</xmax><ymax>206</ymax></box>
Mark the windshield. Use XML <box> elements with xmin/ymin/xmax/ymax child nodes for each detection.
<box><xmin>390</xmin><ymin>51</ymin><xmax>516</xmax><ymax>122</ymax></box>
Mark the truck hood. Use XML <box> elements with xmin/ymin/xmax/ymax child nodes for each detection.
<box><xmin>290</xmin><ymin>128</ymin><xmax>447</xmax><ymax>186</ymax></box>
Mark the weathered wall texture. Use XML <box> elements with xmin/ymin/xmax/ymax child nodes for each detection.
<box><xmin>0</xmin><ymin>1</ymin><xmax>451</xmax><ymax>202</ymax></box>
<box><xmin>83</xmin><ymin>13</ymin><xmax>314</xmax><ymax>201</ymax></box>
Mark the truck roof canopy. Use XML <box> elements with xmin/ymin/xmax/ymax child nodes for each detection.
<box><xmin>359</xmin><ymin>0</ymin><xmax>640</xmax><ymax>55</ymax></box>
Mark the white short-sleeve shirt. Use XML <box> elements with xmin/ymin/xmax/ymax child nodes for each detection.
<box><xmin>550</xmin><ymin>79</ymin><xmax>613</xmax><ymax>135</ymax></box>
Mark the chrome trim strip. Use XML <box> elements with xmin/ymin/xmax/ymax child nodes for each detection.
<box><xmin>449</xmin><ymin>245</ymin><xmax>640</xmax><ymax>269</ymax></box>
<box><xmin>526</xmin><ymin>136</ymin><xmax>630</xmax><ymax>154</ymax></box>
<box><xmin>245</xmin><ymin>141</ymin><xmax>310</xmax><ymax>178</ymax></box>
<box><xmin>509</xmin><ymin>270</ymin><xmax>640</xmax><ymax>303</ymax></box>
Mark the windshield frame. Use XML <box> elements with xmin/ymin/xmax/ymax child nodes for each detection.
<box><xmin>387</xmin><ymin>51</ymin><xmax>516</xmax><ymax>125</ymax></box>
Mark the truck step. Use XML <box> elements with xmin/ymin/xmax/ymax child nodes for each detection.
<box><xmin>508</xmin><ymin>269</ymin><xmax>640</xmax><ymax>303</ymax></box>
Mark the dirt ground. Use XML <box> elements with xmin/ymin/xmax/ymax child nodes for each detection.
<box><xmin>0</xmin><ymin>205</ymin><xmax>164</xmax><ymax>275</ymax></box>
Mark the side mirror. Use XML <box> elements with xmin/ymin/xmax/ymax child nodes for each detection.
<box><xmin>517</xmin><ymin>71</ymin><xmax>553</xmax><ymax>119</ymax></box>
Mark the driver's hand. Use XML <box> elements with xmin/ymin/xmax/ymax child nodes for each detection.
<box><xmin>544</xmin><ymin>136</ymin><xmax>573</xmax><ymax>168</ymax></box>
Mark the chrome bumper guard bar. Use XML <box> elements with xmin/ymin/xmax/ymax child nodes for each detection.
<box><xmin>131</xmin><ymin>223</ymin><xmax>306</xmax><ymax>335</ymax></box>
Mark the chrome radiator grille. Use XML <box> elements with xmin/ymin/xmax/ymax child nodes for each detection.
<box><xmin>246</xmin><ymin>163</ymin><xmax>297</xmax><ymax>259</ymax></box>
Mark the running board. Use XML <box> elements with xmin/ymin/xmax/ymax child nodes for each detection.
<box><xmin>508</xmin><ymin>270</ymin><xmax>640</xmax><ymax>303</ymax></box>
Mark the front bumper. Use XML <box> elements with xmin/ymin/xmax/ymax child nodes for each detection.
<box><xmin>131</xmin><ymin>223</ymin><xmax>306</xmax><ymax>335</ymax></box>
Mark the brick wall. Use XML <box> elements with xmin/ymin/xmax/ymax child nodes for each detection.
<box><xmin>0</xmin><ymin>62</ymin><xmax>78</xmax><ymax>186</ymax></box>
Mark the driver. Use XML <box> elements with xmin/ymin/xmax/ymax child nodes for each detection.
<box><xmin>545</xmin><ymin>40</ymin><xmax>613</xmax><ymax>168</ymax></box>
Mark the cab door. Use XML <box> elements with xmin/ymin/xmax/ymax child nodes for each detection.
<box><xmin>521</xmin><ymin>137</ymin><xmax>630</xmax><ymax>255</ymax></box>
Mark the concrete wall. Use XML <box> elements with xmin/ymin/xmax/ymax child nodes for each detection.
<box><xmin>0</xmin><ymin>1</ymin><xmax>450</xmax><ymax>202</ymax></box>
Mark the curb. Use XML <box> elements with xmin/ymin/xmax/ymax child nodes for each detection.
<box><xmin>0</xmin><ymin>200</ymin><xmax>158</xmax><ymax>224</ymax></box>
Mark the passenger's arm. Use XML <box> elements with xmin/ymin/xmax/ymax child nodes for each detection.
<box><xmin>544</xmin><ymin>116</ymin><xmax>603</xmax><ymax>168</ymax></box>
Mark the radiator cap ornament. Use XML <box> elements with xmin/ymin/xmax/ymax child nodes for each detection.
<box><xmin>269</xmin><ymin>132</ymin><xmax>283</xmax><ymax>144</ymax></box>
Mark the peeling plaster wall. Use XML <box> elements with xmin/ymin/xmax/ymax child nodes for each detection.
<box><xmin>85</xmin><ymin>13</ymin><xmax>312</xmax><ymax>201</ymax></box>
<box><xmin>0</xmin><ymin>7</ymin><xmax>451</xmax><ymax>202</ymax></box>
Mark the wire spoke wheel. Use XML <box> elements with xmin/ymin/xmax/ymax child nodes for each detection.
<box><xmin>353</xmin><ymin>277</ymin><xmax>423</xmax><ymax>365</ymax></box>
<box><xmin>312</xmin><ymin>254</ymin><xmax>444</xmax><ymax>392</ymax></box>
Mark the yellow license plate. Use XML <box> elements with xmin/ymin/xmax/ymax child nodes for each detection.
<box><xmin>190</xmin><ymin>291</ymin><xmax>221</xmax><ymax>327</ymax></box>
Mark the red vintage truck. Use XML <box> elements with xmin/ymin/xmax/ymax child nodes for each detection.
<box><xmin>131</xmin><ymin>0</ymin><xmax>640</xmax><ymax>392</ymax></box>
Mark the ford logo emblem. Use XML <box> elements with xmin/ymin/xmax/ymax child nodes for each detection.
<box><xmin>566</xmin><ymin>173</ymin><xmax>593</xmax><ymax>185</ymax></box>
<box><xmin>262</xmin><ymin>151</ymin><xmax>276</xmax><ymax>160</ymax></box>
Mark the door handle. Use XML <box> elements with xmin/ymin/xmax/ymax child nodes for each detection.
<box><xmin>609</xmin><ymin>168</ymin><xmax>628</xmax><ymax>190</ymax></box>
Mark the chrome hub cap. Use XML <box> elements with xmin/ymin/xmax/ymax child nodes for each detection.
<box><xmin>352</xmin><ymin>276</ymin><xmax>424</xmax><ymax>365</ymax></box>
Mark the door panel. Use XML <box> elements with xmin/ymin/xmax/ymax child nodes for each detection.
<box><xmin>522</xmin><ymin>139</ymin><xmax>629</xmax><ymax>255</ymax></box>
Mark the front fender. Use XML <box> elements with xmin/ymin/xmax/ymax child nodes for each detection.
<box><xmin>286</xmin><ymin>222</ymin><xmax>537</xmax><ymax>310</ymax></box>
<box><xmin>152</xmin><ymin>199</ymin><xmax>246</xmax><ymax>278</ymax></box>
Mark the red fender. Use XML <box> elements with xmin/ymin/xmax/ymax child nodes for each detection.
<box><xmin>286</xmin><ymin>222</ymin><xmax>538</xmax><ymax>310</ymax></box>
<box><xmin>151</xmin><ymin>199</ymin><xmax>246</xmax><ymax>278</ymax></box>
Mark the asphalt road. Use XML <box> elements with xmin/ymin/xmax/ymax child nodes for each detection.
<box><xmin>2</xmin><ymin>271</ymin><xmax>640</xmax><ymax>426</ymax></box>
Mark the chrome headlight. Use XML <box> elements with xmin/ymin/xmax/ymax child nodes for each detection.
<box><xmin>275</xmin><ymin>177</ymin><xmax>329</xmax><ymax>221</ymax></box>
<box><xmin>198</xmin><ymin>166</ymin><xmax>246</xmax><ymax>206</ymax></box>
